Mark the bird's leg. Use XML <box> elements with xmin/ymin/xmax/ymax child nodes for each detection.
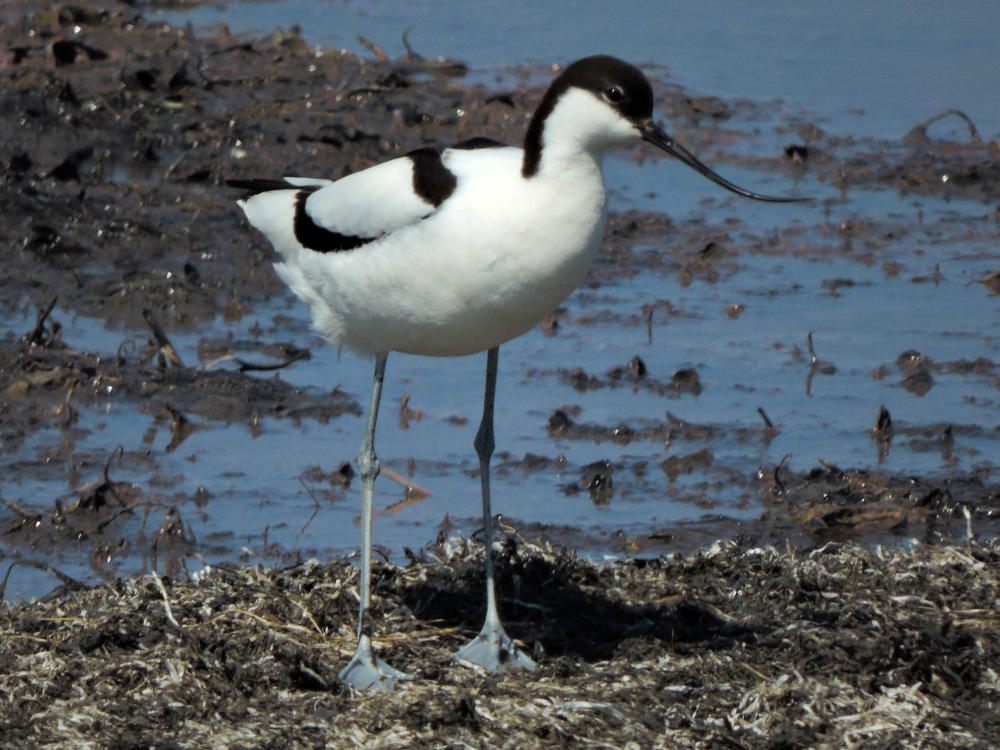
<box><xmin>339</xmin><ymin>353</ymin><xmax>413</xmax><ymax>691</ymax></box>
<box><xmin>453</xmin><ymin>347</ymin><xmax>536</xmax><ymax>673</ymax></box>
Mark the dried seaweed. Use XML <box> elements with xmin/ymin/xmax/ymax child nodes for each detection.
<box><xmin>2</xmin><ymin>537</ymin><xmax>998</xmax><ymax>748</ymax></box>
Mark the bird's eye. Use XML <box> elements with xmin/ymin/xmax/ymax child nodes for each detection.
<box><xmin>604</xmin><ymin>86</ymin><xmax>624</xmax><ymax>104</ymax></box>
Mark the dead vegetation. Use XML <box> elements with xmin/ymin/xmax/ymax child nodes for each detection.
<box><xmin>2</xmin><ymin>536</ymin><xmax>999</xmax><ymax>748</ymax></box>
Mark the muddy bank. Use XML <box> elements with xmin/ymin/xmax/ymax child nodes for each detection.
<box><xmin>2</xmin><ymin>537</ymin><xmax>999</xmax><ymax>748</ymax></box>
<box><xmin>1</xmin><ymin>0</ymin><xmax>492</xmax><ymax>330</ymax></box>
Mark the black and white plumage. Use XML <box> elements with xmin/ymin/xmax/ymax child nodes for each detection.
<box><xmin>228</xmin><ymin>55</ymin><xmax>802</xmax><ymax>691</ymax></box>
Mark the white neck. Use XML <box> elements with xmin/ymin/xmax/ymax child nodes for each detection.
<box><xmin>534</xmin><ymin>88</ymin><xmax>637</xmax><ymax>179</ymax></box>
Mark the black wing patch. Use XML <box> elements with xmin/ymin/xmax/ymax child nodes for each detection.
<box><xmin>294</xmin><ymin>188</ymin><xmax>377</xmax><ymax>253</ymax></box>
<box><xmin>451</xmin><ymin>137</ymin><xmax>508</xmax><ymax>150</ymax></box>
<box><xmin>407</xmin><ymin>147</ymin><xmax>457</xmax><ymax>207</ymax></box>
<box><xmin>226</xmin><ymin>178</ymin><xmax>295</xmax><ymax>195</ymax></box>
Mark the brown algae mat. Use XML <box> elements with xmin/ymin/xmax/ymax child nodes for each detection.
<box><xmin>3</xmin><ymin>537</ymin><xmax>1000</xmax><ymax>748</ymax></box>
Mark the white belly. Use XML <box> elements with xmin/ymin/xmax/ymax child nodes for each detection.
<box><xmin>278</xmin><ymin>150</ymin><xmax>608</xmax><ymax>357</ymax></box>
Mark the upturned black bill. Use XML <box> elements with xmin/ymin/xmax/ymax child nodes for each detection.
<box><xmin>640</xmin><ymin>120</ymin><xmax>808</xmax><ymax>203</ymax></box>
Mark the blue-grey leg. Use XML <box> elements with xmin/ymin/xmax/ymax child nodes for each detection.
<box><xmin>339</xmin><ymin>353</ymin><xmax>413</xmax><ymax>691</ymax></box>
<box><xmin>453</xmin><ymin>347</ymin><xmax>537</xmax><ymax>673</ymax></box>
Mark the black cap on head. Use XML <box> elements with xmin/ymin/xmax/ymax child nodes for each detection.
<box><xmin>522</xmin><ymin>55</ymin><xmax>654</xmax><ymax>177</ymax></box>
<box><xmin>552</xmin><ymin>55</ymin><xmax>654</xmax><ymax>122</ymax></box>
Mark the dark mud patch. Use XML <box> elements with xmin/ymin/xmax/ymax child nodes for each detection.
<box><xmin>552</xmin><ymin>360</ymin><xmax>704</xmax><ymax>398</ymax></box>
<box><xmin>700</xmin><ymin>106</ymin><xmax>1000</xmax><ymax>203</ymax></box>
<box><xmin>867</xmin><ymin>351</ymin><xmax>1000</xmax><ymax>398</ymax></box>
<box><xmin>545</xmin><ymin>406</ymin><xmax>720</xmax><ymax>445</ymax></box>
<box><xmin>746</xmin><ymin>136</ymin><xmax>1000</xmax><ymax>203</ymax></box>
<box><xmin>854</xmin><ymin>112</ymin><xmax>1000</xmax><ymax>202</ymax></box>
<box><xmin>0</xmin><ymin>307</ymin><xmax>359</xmax><ymax>450</ymax></box>
<box><xmin>504</xmin><ymin>457</ymin><xmax>1000</xmax><ymax>555</ymax></box>
<box><xmin>0</xmin><ymin>0</ymin><xmax>532</xmax><ymax>333</ymax></box>
<box><xmin>2</xmin><ymin>538</ymin><xmax>999</xmax><ymax>747</ymax></box>
<box><xmin>758</xmin><ymin>460</ymin><xmax>1000</xmax><ymax>548</ymax></box>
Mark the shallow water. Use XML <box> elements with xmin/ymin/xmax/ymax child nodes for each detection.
<box><xmin>3</xmin><ymin>1</ymin><xmax>1000</xmax><ymax>599</ymax></box>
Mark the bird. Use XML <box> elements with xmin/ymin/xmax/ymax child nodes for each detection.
<box><xmin>227</xmin><ymin>54</ymin><xmax>804</xmax><ymax>691</ymax></box>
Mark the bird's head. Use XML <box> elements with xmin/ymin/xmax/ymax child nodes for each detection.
<box><xmin>525</xmin><ymin>55</ymin><xmax>806</xmax><ymax>203</ymax></box>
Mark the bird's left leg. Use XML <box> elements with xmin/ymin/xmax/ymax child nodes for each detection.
<box><xmin>453</xmin><ymin>346</ymin><xmax>536</xmax><ymax>673</ymax></box>
<box><xmin>339</xmin><ymin>353</ymin><xmax>413</xmax><ymax>691</ymax></box>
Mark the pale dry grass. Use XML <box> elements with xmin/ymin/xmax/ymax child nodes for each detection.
<box><xmin>2</xmin><ymin>538</ymin><xmax>998</xmax><ymax>748</ymax></box>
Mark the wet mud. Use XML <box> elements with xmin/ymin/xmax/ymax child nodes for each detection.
<box><xmin>2</xmin><ymin>2</ymin><xmax>1000</xmax><ymax>743</ymax></box>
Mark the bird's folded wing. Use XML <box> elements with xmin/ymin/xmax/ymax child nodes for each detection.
<box><xmin>297</xmin><ymin>156</ymin><xmax>440</xmax><ymax>242</ymax></box>
<box><xmin>232</xmin><ymin>154</ymin><xmax>445</xmax><ymax>255</ymax></box>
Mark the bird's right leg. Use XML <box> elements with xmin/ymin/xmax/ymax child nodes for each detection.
<box><xmin>338</xmin><ymin>353</ymin><xmax>413</xmax><ymax>691</ymax></box>
<box><xmin>452</xmin><ymin>346</ymin><xmax>537</xmax><ymax>673</ymax></box>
